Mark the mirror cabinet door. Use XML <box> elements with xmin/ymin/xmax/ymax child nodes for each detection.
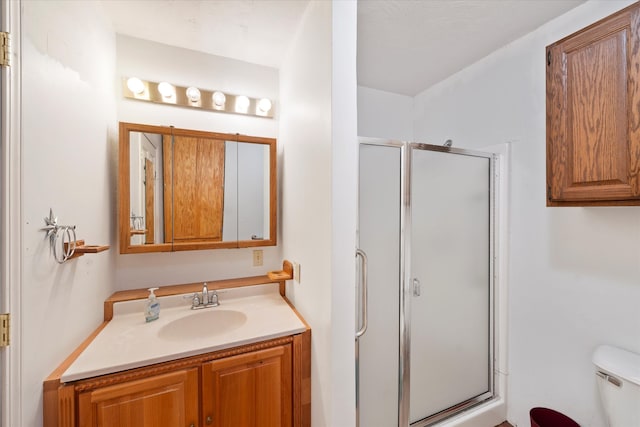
<box><xmin>119</xmin><ymin>122</ymin><xmax>277</xmax><ymax>254</ymax></box>
<box><xmin>128</xmin><ymin>130</ymin><xmax>166</xmax><ymax>247</ymax></box>
<box><xmin>168</xmin><ymin>135</ymin><xmax>226</xmax><ymax>245</ymax></box>
<box><xmin>237</xmin><ymin>142</ymin><xmax>271</xmax><ymax>242</ymax></box>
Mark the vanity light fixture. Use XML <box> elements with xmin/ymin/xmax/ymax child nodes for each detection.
<box><xmin>212</xmin><ymin>91</ymin><xmax>226</xmax><ymax>108</ymax></box>
<box><xmin>258</xmin><ymin>98</ymin><xmax>272</xmax><ymax>113</ymax></box>
<box><xmin>126</xmin><ymin>77</ymin><xmax>145</xmax><ymax>95</ymax></box>
<box><xmin>186</xmin><ymin>86</ymin><xmax>201</xmax><ymax>103</ymax></box>
<box><xmin>235</xmin><ymin>95</ymin><xmax>250</xmax><ymax>113</ymax></box>
<box><xmin>121</xmin><ymin>77</ymin><xmax>275</xmax><ymax>119</ymax></box>
<box><xmin>157</xmin><ymin>81</ymin><xmax>175</xmax><ymax>99</ymax></box>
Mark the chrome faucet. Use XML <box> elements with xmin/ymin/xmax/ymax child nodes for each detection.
<box><xmin>188</xmin><ymin>282</ymin><xmax>220</xmax><ymax>310</ymax></box>
<box><xmin>202</xmin><ymin>282</ymin><xmax>209</xmax><ymax>305</ymax></box>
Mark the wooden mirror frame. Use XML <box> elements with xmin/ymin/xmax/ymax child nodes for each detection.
<box><xmin>119</xmin><ymin>122</ymin><xmax>277</xmax><ymax>254</ymax></box>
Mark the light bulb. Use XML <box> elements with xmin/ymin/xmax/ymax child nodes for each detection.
<box><xmin>157</xmin><ymin>82</ymin><xmax>175</xmax><ymax>98</ymax></box>
<box><xmin>235</xmin><ymin>95</ymin><xmax>250</xmax><ymax>113</ymax></box>
<box><xmin>126</xmin><ymin>77</ymin><xmax>145</xmax><ymax>95</ymax></box>
<box><xmin>212</xmin><ymin>91</ymin><xmax>226</xmax><ymax>107</ymax></box>
<box><xmin>186</xmin><ymin>86</ymin><xmax>201</xmax><ymax>103</ymax></box>
<box><xmin>258</xmin><ymin>98</ymin><xmax>272</xmax><ymax>113</ymax></box>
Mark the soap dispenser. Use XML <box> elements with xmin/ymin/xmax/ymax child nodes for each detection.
<box><xmin>145</xmin><ymin>287</ymin><xmax>160</xmax><ymax>322</ymax></box>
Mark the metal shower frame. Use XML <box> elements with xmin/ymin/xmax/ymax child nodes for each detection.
<box><xmin>356</xmin><ymin>137</ymin><xmax>500</xmax><ymax>427</ymax></box>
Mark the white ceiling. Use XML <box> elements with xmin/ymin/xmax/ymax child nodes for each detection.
<box><xmin>358</xmin><ymin>0</ymin><xmax>586</xmax><ymax>95</ymax></box>
<box><xmin>100</xmin><ymin>0</ymin><xmax>310</xmax><ymax>69</ymax></box>
<box><xmin>102</xmin><ymin>0</ymin><xmax>585</xmax><ymax>97</ymax></box>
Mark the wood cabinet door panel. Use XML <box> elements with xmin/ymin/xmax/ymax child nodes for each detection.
<box><xmin>547</xmin><ymin>5</ymin><xmax>640</xmax><ymax>204</ymax></box>
<box><xmin>216</xmin><ymin>364</ymin><xmax>256</xmax><ymax>427</ymax></box>
<box><xmin>202</xmin><ymin>345</ymin><xmax>292</xmax><ymax>427</ymax></box>
<box><xmin>166</xmin><ymin>135</ymin><xmax>225</xmax><ymax>242</ymax></box>
<box><xmin>77</xmin><ymin>368</ymin><xmax>199</xmax><ymax>427</ymax></box>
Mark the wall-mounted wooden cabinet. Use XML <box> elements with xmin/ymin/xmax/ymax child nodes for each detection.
<box><xmin>546</xmin><ymin>2</ymin><xmax>640</xmax><ymax>206</ymax></box>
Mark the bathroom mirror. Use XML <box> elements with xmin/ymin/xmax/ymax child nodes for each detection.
<box><xmin>119</xmin><ymin>122</ymin><xmax>276</xmax><ymax>253</ymax></box>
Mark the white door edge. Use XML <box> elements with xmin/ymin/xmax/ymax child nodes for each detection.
<box><xmin>1</xmin><ymin>0</ymin><xmax>22</xmax><ymax>426</ymax></box>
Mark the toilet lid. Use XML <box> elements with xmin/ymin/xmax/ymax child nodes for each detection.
<box><xmin>593</xmin><ymin>345</ymin><xmax>640</xmax><ymax>386</ymax></box>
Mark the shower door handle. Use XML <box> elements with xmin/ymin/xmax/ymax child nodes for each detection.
<box><xmin>356</xmin><ymin>249</ymin><xmax>368</xmax><ymax>338</ymax></box>
<box><xmin>413</xmin><ymin>278</ymin><xmax>421</xmax><ymax>297</ymax></box>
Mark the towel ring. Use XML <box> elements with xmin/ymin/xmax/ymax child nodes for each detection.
<box><xmin>42</xmin><ymin>209</ymin><xmax>77</xmax><ymax>264</ymax></box>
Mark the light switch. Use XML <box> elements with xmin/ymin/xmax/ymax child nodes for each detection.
<box><xmin>293</xmin><ymin>262</ymin><xmax>301</xmax><ymax>283</ymax></box>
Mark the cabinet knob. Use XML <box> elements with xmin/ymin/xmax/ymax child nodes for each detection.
<box><xmin>189</xmin><ymin>424</ymin><xmax>195</xmax><ymax>427</ymax></box>
<box><xmin>206</xmin><ymin>415</ymin><xmax>213</xmax><ymax>425</ymax></box>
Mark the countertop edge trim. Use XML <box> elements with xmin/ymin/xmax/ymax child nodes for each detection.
<box><xmin>44</xmin><ymin>321</ymin><xmax>110</xmax><ymax>386</ymax></box>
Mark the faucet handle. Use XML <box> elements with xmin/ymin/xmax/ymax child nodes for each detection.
<box><xmin>209</xmin><ymin>290</ymin><xmax>219</xmax><ymax>306</ymax></box>
<box><xmin>183</xmin><ymin>292</ymin><xmax>200</xmax><ymax>308</ymax></box>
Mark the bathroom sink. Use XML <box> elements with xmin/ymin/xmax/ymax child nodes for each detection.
<box><xmin>158</xmin><ymin>309</ymin><xmax>248</xmax><ymax>341</ymax></box>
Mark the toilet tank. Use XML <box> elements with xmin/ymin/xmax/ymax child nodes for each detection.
<box><xmin>592</xmin><ymin>345</ymin><xmax>640</xmax><ymax>427</ymax></box>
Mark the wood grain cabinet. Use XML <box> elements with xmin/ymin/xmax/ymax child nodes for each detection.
<box><xmin>163</xmin><ymin>135</ymin><xmax>226</xmax><ymax>244</ymax></box>
<box><xmin>546</xmin><ymin>2</ymin><xmax>640</xmax><ymax>206</ymax></box>
<box><xmin>202</xmin><ymin>345</ymin><xmax>292</xmax><ymax>427</ymax></box>
<box><xmin>77</xmin><ymin>368</ymin><xmax>199</xmax><ymax>427</ymax></box>
<box><xmin>44</xmin><ymin>336</ymin><xmax>310</xmax><ymax>427</ymax></box>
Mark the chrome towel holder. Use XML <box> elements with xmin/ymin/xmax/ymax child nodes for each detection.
<box><xmin>42</xmin><ymin>209</ymin><xmax>77</xmax><ymax>263</ymax></box>
<box><xmin>41</xmin><ymin>208</ymin><xmax>110</xmax><ymax>264</ymax></box>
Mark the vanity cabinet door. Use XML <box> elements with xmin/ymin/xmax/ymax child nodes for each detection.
<box><xmin>201</xmin><ymin>345</ymin><xmax>292</xmax><ymax>427</ymax></box>
<box><xmin>77</xmin><ymin>368</ymin><xmax>199</xmax><ymax>427</ymax></box>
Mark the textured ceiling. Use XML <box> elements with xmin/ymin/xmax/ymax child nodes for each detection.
<box><xmin>101</xmin><ymin>0</ymin><xmax>310</xmax><ymax>69</ymax></box>
<box><xmin>357</xmin><ymin>0</ymin><xmax>586</xmax><ymax>95</ymax></box>
<box><xmin>102</xmin><ymin>0</ymin><xmax>586</xmax><ymax>97</ymax></box>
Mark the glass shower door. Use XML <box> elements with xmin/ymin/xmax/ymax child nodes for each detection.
<box><xmin>356</xmin><ymin>141</ymin><xmax>403</xmax><ymax>427</ymax></box>
<box><xmin>408</xmin><ymin>146</ymin><xmax>494</xmax><ymax>425</ymax></box>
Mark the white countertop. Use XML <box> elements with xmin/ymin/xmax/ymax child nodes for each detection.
<box><xmin>61</xmin><ymin>284</ymin><xmax>307</xmax><ymax>382</ymax></box>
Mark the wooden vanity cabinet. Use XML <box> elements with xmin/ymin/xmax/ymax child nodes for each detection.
<box><xmin>44</xmin><ymin>335</ymin><xmax>310</xmax><ymax>427</ymax></box>
<box><xmin>546</xmin><ymin>2</ymin><xmax>640</xmax><ymax>206</ymax></box>
<box><xmin>202</xmin><ymin>345</ymin><xmax>292</xmax><ymax>427</ymax></box>
<box><xmin>76</xmin><ymin>368</ymin><xmax>199</xmax><ymax>427</ymax></box>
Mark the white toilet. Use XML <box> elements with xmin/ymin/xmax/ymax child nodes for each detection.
<box><xmin>592</xmin><ymin>345</ymin><xmax>640</xmax><ymax>427</ymax></box>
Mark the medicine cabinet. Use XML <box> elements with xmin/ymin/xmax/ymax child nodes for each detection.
<box><xmin>119</xmin><ymin>122</ymin><xmax>276</xmax><ymax>253</ymax></box>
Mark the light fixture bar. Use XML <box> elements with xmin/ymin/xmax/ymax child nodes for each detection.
<box><xmin>122</xmin><ymin>77</ymin><xmax>275</xmax><ymax>119</ymax></box>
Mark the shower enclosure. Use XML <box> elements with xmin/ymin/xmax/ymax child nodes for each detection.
<box><xmin>356</xmin><ymin>138</ymin><xmax>497</xmax><ymax>426</ymax></box>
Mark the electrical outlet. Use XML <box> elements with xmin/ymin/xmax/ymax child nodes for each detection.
<box><xmin>252</xmin><ymin>250</ymin><xmax>263</xmax><ymax>266</ymax></box>
<box><xmin>293</xmin><ymin>262</ymin><xmax>301</xmax><ymax>283</ymax></box>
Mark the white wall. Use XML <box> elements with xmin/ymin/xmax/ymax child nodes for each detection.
<box><xmin>412</xmin><ymin>1</ymin><xmax>638</xmax><ymax>426</ymax></box>
<box><xmin>115</xmin><ymin>35</ymin><xmax>282</xmax><ymax>290</ymax></box>
<box><xmin>358</xmin><ymin>85</ymin><xmax>413</xmax><ymax>141</ymax></box>
<box><xmin>21</xmin><ymin>1</ymin><xmax>117</xmax><ymax>425</ymax></box>
<box><xmin>331</xmin><ymin>1</ymin><xmax>358</xmax><ymax>425</ymax></box>
<box><xmin>279</xmin><ymin>1</ymin><xmax>333</xmax><ymax>425</ymax></box>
